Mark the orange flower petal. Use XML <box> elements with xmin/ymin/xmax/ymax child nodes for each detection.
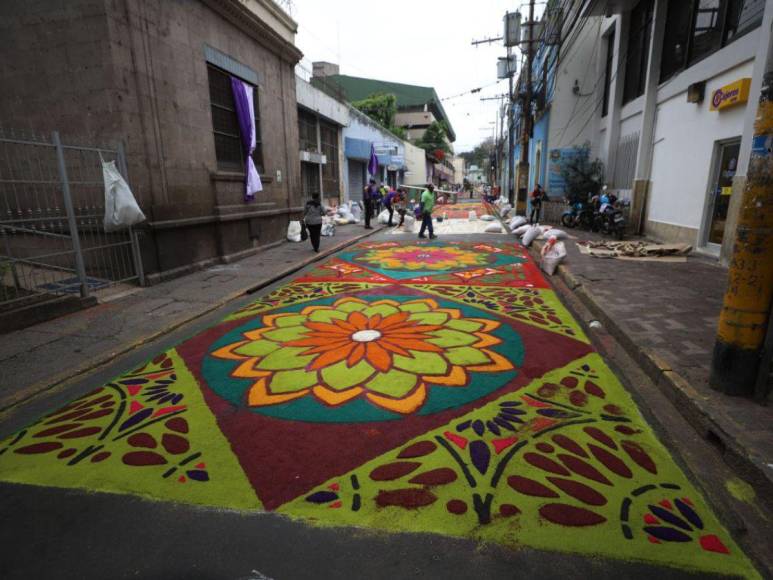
<box><xmin>347</xmin><ymin>342</ymin><xmax>366</xmax><ymax>367</ymax></box>
<box><xmin>468</xmin><ymin>349</ymin><xmax>515</xmax><ymax>372</ymax></box>
<box><xmin>366</xmin><ymin>383</ymin><xmax>427</xmax><ymax>414</ymax></box>
<box><xmin>304</xmin><ymin>321</ymin><xmax>350</xmax><ymax>335</ymax></box>
<box><xmin>247</xmin><ymin>378</ymin><xmax>309</xmax><ymax>406</ymax></box>
<box><xmin>423</xmin><ymin>365</ymin><xmax>468</xmax><ymax>386</ymax></box>
<box><xmin>378</xmin><ymin>339</ymin><xmax>411</xmax><ymax>357</ymax></box>
<box><xmin>333</xmin><ymin>318</ymin><xmax>358</xmax><ymax>332</ymax></box>
<box><xmin>348</xmin><ymin>311</ymin><xmax>368</xmax><ymax>330</ymax></box>
<box><xmin>388</xmin><ymin>339</ymin><xmax>443</xmax><ymax>352</ymax></box>
<box><xmin>313</xmin><ymin>385</ymin><xmax>363</xmax><ymax>406</ymax></box>
<box><xmin>379</xmin><ymin>312</ymin><xmax>410</xmax><ymax>328</ymax></box>
<box><xmin>211</xmin><ymin>341</ymin><xmax>250</xmax><ymax>360</ymax></box>
<box><xmin>385</xmin><ymin>324</ymin><xmax>442</xmax><ymax>335</ymax></box>
<box><xmin>309</xmin><ymin>344</ymin><xmax>355</xmax><ymax>370</ymax></box>
<box><xmin>367</xmin><ymin>314</ymin><xmax>383</xmax><ymax>329</ymax></box>
<box><xmin>300</xmin><ymin>340</ymin><xmax>354</xmax><ymax>355</ymax></box>
<box><xmin>365</xmin><ymin>342</ymin><xmax>392</xmax><ymax>372</ymax></box>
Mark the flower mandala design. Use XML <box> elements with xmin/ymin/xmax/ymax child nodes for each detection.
<box><xmin>211</xmin><ymin>297</ymin><xmax>513</xmax><ymax>414</ymax></box>
<box><xmin>360</xmin><ymin>245</ymin><xmax>488</xmax><ymax>271</ymax></box>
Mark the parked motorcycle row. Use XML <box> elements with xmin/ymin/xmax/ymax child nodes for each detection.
<box><xmin>561</xmin><ymin>187</ymin><xmax>628</xmax><ymax>240</ymax></box>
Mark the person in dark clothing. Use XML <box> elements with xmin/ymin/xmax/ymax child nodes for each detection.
<box><xmin>384</xmin><ymin>186</ymin><xmax>398</xmax><ymax>226</ymax></box>
<box><xmin>363</xmin><ymin>179</ymin><xmax>377</xmax><ymax>229</ymax></box>
<box><xmin>303</xmin><ymin>192</ymin><xmax>324</xmax><ymax>252</ymax></box>
<box><xmin>529</xmin><ymin>184</ymin><xmax>544</xmax><ymax>225</ymax></box>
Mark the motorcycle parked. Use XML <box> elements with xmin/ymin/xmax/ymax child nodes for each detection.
<box><xmin>561</xmin><ymin>198</ymin><xmax>594</xmax><ymax>229</ymax></box>
<box><xmin>592</xmin><ymin>193</ymin><xmax>626</xmax><ymax>239</ymax></box>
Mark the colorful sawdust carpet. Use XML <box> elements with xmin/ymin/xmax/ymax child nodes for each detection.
<box><xmin>0</xmin><ymin>241</ymin><xmax>758</xmax><ymax>578</ymax></box>
<box><xmin>433</xmin><ymin>202</ymin><xmax>488</xmax><ymax>219</ymax></box>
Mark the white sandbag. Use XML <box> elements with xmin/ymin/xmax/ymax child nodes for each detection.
<box><xmin>480</xmin><ymin>214</ymin><xmax>495</xmax><ymax>222</ymax></box>
<box><xmin>543</xmin><ymin>228</ymin><xmax>568</xmax><ymax>239</ymax></box>
<box><xmin>521</xmin><ymin>225</ymin><xmax>541</xmax><ymax>247</ymax></box>
<box><xmin>402</xmin><ymin>214</ymin><xmax>416</xmax><ymax>231</ymax></box>
<box><xmin>377</xmin><ymin>209</ymin><xmax>390</xmax><ymax>224</ymax></box>
<box><xmin>540</xmin><ymin>238</ymin><xmax>567</xmax><ymax>275</ymax></box>
<box><xmin>103</xmin><ymin>160</ymin><xmax>145</xmax><ymax>232</ymax></box>
<box><xmin>287</xmin><ymin>220</ymin><xmax>302</xmax><ymax>242</ymax></box>
<box><xmin>468</xmin><ymin>210</ymin><xmax>478</xmax><ymax>221</ymax></box>
<box><xmin>509</xmin><ymin>216</ymin><xmax>527</xmax><ymax>229</ymax></box>
<box><xmin>350</xmin><ymin>203</ymin><xmax>362</xmax><ymax>222</ymax></box>
<box><xmin>484</xmin><ymin>222</ymin><xmax>503</xmax><ymax>233</ymax></box>
<box><xmin>501</xmin><ymin>207</ymin><xmax>512</xmax><ymax>218</ymax></box>
<box><xmin>513</xmin><ymin>224</ymin><xmax>531</xmax><ymax>236</ymax></box>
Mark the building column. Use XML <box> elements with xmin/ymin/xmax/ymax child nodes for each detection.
<box><xmin>631</xmin><ymin>0</ymin><xmax>667</xmax><ymax>233</ymax></box>
<box><xmin>601</xmin><ymin>14</ymin><xmax>627</xmax><ymax>186</ymax></box>
<box><xmin>720</xmin><ymin>2</ymin><xmax>773</xmax><ymax>265</ymax></box>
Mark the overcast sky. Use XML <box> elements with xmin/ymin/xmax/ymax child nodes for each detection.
<box><xmin>291</xmin><ymin>1</ymin><xmax>543</xmax><ymax>153</ymax></box>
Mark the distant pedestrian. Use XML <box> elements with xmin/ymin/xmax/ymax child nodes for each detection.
<box><xmin>363</xmin><ymin>179</ymin><xmax>378</xmax><ymax>229</ymax></box>
<box><xmin>395</xmin><ymin>187</ymin><xmax>408</xmax><ymax>227</ymax></box>
<box><xmin>418</xmin><ymin>183</ymin><xmax>437</xmax><ymax>239</ymax></box>
<box><xmin>529</xmin><ymin>184</ymin><xmax>544</xmax><ymax>225</ymax></box>
<box><xmin>384</xmin><ymin>186</ymin><xmax>399</xmax><ymax>226</ymax></box>
<box><xmin>303</xmin><ymin>192</ymin><xmax>325</xmax><ymax>252</ymax></box>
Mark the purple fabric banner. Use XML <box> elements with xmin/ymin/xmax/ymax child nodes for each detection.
<box><xmin>230</xmin><ymin>77</ymin><xmax>262</xmax><ymax>201</ymax></box>
<box><xmin>368</xmin><ymin>143</ymin><xmax>379</xmax><ymax>177</ymax></box>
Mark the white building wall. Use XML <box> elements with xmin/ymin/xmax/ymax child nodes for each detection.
<box><xmin>403</xmin><ymin>142</ymin><xmax>427</xmax><ymax>186</ymax></box>
<box><xmin>295</xmin><ymin>77</ymin><xmax>349</xmax><ymax>126</ymax></box>
<box><xmin>647</xmin><ymin>60</ymin><xmax>753</xmax><ymax>231</ymax></box>
<box><xmin>547</xmin><ymin>16</ymin><xmax>605</xmax><ymax>153</ymax></box>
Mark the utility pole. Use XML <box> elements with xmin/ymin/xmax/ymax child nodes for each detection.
<box><xmin>507</xmin><ymin>41</ymin><xmax>516</xmax><ymax>207</ymax></box>
<box><xmin>710</xmin><ymin>19</ymin><xmax>773</xmax><ymax>399</ymax></box>
<box><xmin>516</xmin><ymin>0</ymin><xmax>536</xmax><ymax>214</ymax></box>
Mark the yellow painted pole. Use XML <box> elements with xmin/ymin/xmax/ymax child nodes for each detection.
<box><xmin>710</xmin><ymin>64</ymin><xmax>773</xmax><ymax>396</ymax></box>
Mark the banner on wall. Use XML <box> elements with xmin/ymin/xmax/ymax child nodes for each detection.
<box><xmin>547</xmin><ymin>147</ymin><xmax>587</xmax><ymax>196</ymax></box>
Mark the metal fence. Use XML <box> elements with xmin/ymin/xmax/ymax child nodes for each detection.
<box><xmin>0</xmin><ymin>128</ymin><xmax>143</xmax><ymax>314</ymax></box>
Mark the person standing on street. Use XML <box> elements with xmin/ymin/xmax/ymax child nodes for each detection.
<box><xmin>363</xmin><ymin>179</ymin><xmax>377</xmax><ymax>229</ymax></box>
<box><xmin>303</xmin><ymin>192</ymin><xmax>325</xmax><ymax>252</ymax></box>
<box><xmin>529</xmin><ymin>183</ymin><xmax>544</xmax><ymax>225</ymax></box>
<box><xmin>418</xmin><ymin>183</ymin><xmax>437</xmax><ymax>239</ymax></box>
<box><xmin>384</xmin><ymin>186</ymin><xmax>398</xmax><ymax>226</ymax></box>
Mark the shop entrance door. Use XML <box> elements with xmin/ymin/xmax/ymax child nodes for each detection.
<box><xmin>703</xmin><ymin>139</ymin><xmax>740</xmax><ymax>251</ymax></box>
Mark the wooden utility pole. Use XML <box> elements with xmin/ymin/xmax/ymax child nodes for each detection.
<box><xmin>710</xmin><ymin>28</ymin><xmax>773</xmax><ymax>399</ymax></box>
<box><xmin>516</xmin><ymin>0</ymin><xmax>536</xmax><ymax>214</ymax></box>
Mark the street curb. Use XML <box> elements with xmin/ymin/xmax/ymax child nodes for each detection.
<box><xmin>528</xmin><ymin>238</ymin><xmax>773</xmax><ymax>507</ymax></box>
<box><xmin>0</xmin><ymin>226</ymin><xmax>384</xmax><ymax>416</ymax></box>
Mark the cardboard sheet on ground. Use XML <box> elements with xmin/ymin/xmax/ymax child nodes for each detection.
<box><xmin>0</xmin><ymin>239</ymin><xmax>759</xmax><ymax>579</ymax></box>
<box><xmin>577</xmin><ymin>241</ymin><xmax>692</xmax><ymax>261</ymax></box>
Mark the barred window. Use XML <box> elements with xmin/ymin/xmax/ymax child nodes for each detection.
<box><xmin>320</xmin><ymin>121</ymin><xmax>340</xmax><ymax>196</ymax></box>
<box><xmin>207</xmin><ymin>64</ymin><xmax>264</xmax><ymax>173</ymax></box>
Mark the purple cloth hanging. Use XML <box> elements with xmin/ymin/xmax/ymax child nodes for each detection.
<box><xmin>368</xmin><ymin>143</ymin><xmax>379</xmax><ymax>177</ymax></box>
<box><xmin>230</xmin><ymin>77</ymin><xmax>262</xmax><ymax>201</ymax></box>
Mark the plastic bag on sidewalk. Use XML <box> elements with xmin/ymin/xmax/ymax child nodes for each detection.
<box><xmin>377</xmin><ymin>209</ymin><xmax>390</xmax><ymax>224</ymax></box>
<box><xmin>540</xmin><ymin>237</ymin><xmax>567</xmax><ymax>275</ymax></box>
<box><xmin>509</xmin><ymin>216</ymin><xmax>527</xmax><ymax>229</ymax></box>
<box><xmin>513</xmin><ymin>224</ymin><xmax>531</xmax><ymax>237</ymax></box>
<box><xmin>480</xmin><ymin>214</ymin><xmax>495</xmax><ymax>222</ymax></box>
<box><xmin>350</xmin><ymin>202</ymin><xmax>362</xmax><ymax>222</ymax></box>
<box><xmin>522</xmin><ymin>225</ymin><xmax>541</xmax><ymax>247</ymax></box>
<box><xmin>544</xmin><ymin>228</ymin><xmax>568</xmax><ymax>239</ymax></box>
<box><xmin>287</xmin><ymin>220</ymin><xmax>302</xmax><ymax>242</ymax></box>
<box><xmin>321</xmin><ymin>221</ymin><xmax>336</xmax><ymax>237</ymax></box>
<box><xmin>102</xmin><ymin>159</ymin><xmax>145</xmax><ymax>232</ymax></box>
<box><xmin>402</xmin><ymin>214</ymin><xmax>416</xmax><ymax>231</ymax></box>
<box><xmin>484</xmin><ymin>222</ymin><xmax>503</xmax><ymax>233</ymax></box>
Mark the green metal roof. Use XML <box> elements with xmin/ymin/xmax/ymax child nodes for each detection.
<box><xmin>318</xmin><ymin>74</ymin><xmax>456</xmax><ymax>142</ymax></box>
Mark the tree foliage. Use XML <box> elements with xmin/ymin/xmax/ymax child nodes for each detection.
<box><xmin>415</xmin><ymin>120</ymin><xmax>451</xmax><ymax>155</ymax></box>
<box><xmin>558</xmin><ymin>144</ymin><xmax>605</xmax><ymax>202</ymax></box>
<box><xmin>459</xmin><ymin>137</ymin><xmax>495</xmax><ymax>168</ymax></box>
<box><xmin>352</xmin><ymin>92</ymin><xmax>406</xmax><ymax>138</ymax></box>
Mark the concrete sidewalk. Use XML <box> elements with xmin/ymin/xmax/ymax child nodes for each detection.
<box><xmin>529</xmin><ymin>230</ymin><xmax>773</xmax><ymax>506</ymax></box>
<box><xmin>0</xmin><ymin>224</ymin><xmax>381</xmax><ymax>413</ymax></box>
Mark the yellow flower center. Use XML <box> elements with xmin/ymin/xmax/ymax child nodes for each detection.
<box><xmin>351</xmin><ymin>329</ymin><xmax>382</xmax><ymax>343</ymax></box>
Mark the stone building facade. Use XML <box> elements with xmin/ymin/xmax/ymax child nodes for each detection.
<box><xmin>0</xmin><ymin>0</ymin><xmax>304</xmax><ymax>280</ymax></box>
